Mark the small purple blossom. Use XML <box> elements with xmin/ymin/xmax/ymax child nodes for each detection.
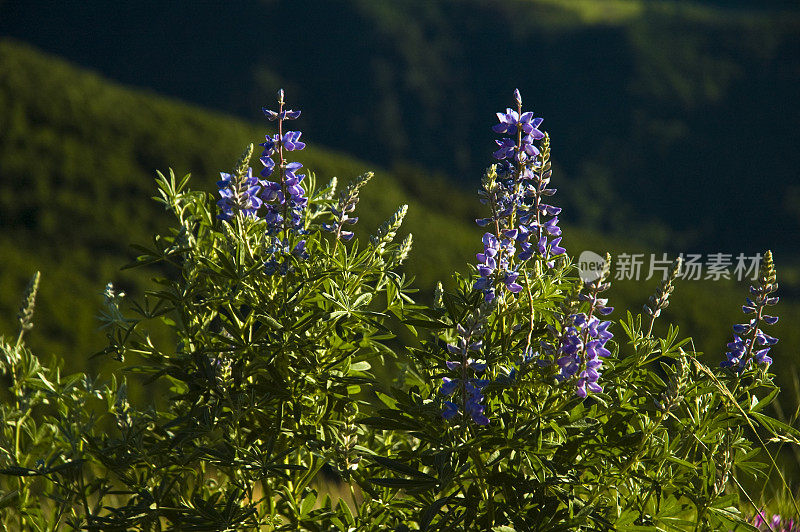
<box><xmin>751</xmin><ymin>510</ymin><xmax>798</xmax><ymax>532</ymax></box>
<box><xmin>216</xmin><ymin>167</ymin><xmax>262</xmax><ymax>221</ymax></box>
<box><xmin>263</xmin><ymin>237</ymin><xmax>309</xmax><ymax>276</ymax></box>
<box><xmin>262</xmin><ymin>105</ymin><xmax>301</xmax><ymax>122</ymax></box>
<box><xmin>472</xmin><ymin>232</ymin><xmax>522</xmax><ymax>303</ymax></box>
<box><xmin>493</xmin><ymin>137</ymin><xmax>517</xmax><ymax>160</ymax></box>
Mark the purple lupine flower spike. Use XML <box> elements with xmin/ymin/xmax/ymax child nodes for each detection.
<box><xmin>259</xmin><ymin>89</ymin><xmax>309</xmax><ymax>236</ymax></box>
<box><xmin>256</xmin><ymin>90</ymin><xmax>312</xmax><ymax>276</ymax></box>
<box><xmin>216</xmin><ymin>144</ymin><xmax>261</xmax><ymax>221</ymax></box>
<box><xmin>722</xmin><ymin>250</ymin><xmax>779</xmax><ymax>372</ymax></box>
<box><xmin>480</xmin><ymin>89</ymin><xmax>563</xmax><ymax>298</ymax></box>
<box><xmin>440</xmin><ymin>311</ymin><xmax>491</xmax><ymax>425</ymax></box>
<box><xmin>547</xmin><ymin>253</ymin><xmax>613</xmax><ymax>398</ymax></box>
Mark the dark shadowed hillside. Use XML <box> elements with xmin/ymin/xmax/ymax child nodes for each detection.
<box><xmin>2</xmin><ymin>0</ymin><xmax>798</xmax><ymax>256</ymax></box>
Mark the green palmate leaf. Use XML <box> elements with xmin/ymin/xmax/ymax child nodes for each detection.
<box><xmin>350</xmin><ymin>361</ymin><xmax>371</xmax><ymax>372</ymax></box>
<box><xmin>402</xmin><ymin>318</ymin><xmax>449</xmax><ymax>329</ymax></box>
<box><xmin>375</xmin><ymin>391</ymin><xmax>398</xmax><ymax>409</ymax></box>
<box><xmin>0</xmin><ymin>466</ymin><xmax>41</xmax><ymax>477</ymax></box>
<box><xmin>419</xmin><ymin>496</ymin><xmax>456</xmax><ymax>531</ymax></box>
<box><xmin>664</xmin><ymin>455</ymin><xmax>696</xmax><ymax>469</ymax></box>
<box><xmin>750</xmin><ymin>411</ymin><xmax>800</xmax><ymax>444</ymax></box>
<box><xmin>338</xmin><ymin>500</ymin><xmax>356</xmax><ymax>527</ymax></box>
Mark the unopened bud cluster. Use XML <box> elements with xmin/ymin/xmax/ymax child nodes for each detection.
<box><xmin>17</xmin><ymin>271</ymin><xmax>40</xmax><ymax>333</ymax></box>
<box><xmin>323</xmin><ymin>171</ymin><xmax>373</xmax><ymax>241</ymax></box>
<box><xmin>656</xmin><ymin>353</ymin><xmax>688</xmax><ymax>413</ymax></box>
<box><xmin>644</xmin><ymin>257</ymin><xmax>683</xmax><ymax>319</ymax></box>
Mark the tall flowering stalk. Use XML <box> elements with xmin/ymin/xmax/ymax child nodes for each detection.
<box><xmin>215</xmin><ymin>90</ymin><xmax>308</xmax><ymax>235</ymax></box>
<box><xmin>323</xmin><ymin>171</ymin><xmax>373</xmax><ymax>242</ymax></box>
<box><xmin>15</xmin><ymin>271</ymin><xmax>39</xmax><ymax>347</ymax></box>
<box><xmin>257</xmin><ymin>90</ymin><xmax>310</xmax><ymax>275</ymax></box>
<box><xmin>259</xmin><ymin>89</ymin><xmax>307</xmax><ymax>235</ymax></box>
<box><xmin>545</xmin><ymin>253</ymin><xmax>614</xmax><ymax>397</ymax></box>
<box><xmin>517</xmin><ymin>133</ymin><xmax>565</xmax><ymax>267</ymax></box>
<box><xmin>440</xmin><ymin>312</ymin><xmax>490</xmax><ymax>425</ymax></box>
<box><xmin>214</xmin><ymin>91</ymin><xmax>311</xmax><ymax>276</ymax></box>
<box><xmin>721</xmin><ymin>250</ymin><xmax>779</xmax><ymax>372</ymax></box>
<box><xmin>643</xmin><ymin>257</ymin><xmax>683</xmax><ymax>337</ymax></box>
<box><xmin>474</xmin><ymin>89</ymin><xmax>564</xmax><ymax>303</ymax></box>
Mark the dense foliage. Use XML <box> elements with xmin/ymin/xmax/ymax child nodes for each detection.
<box><xmin>1</xmin><ymin>89</ymin><xmax>798</xmax><ymax>530</ymax></box>
<box><xmin>0</xmin><ymin>38</ymin><xmax>478</xmax><ymax>362</ymax></box>
<box><xmin>3</xmin><ymin>39</ymin><xmax>800</xmax><ymax>392</ymax></box>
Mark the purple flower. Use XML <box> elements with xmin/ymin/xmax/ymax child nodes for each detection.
<box><xmin>492</xmin><ymin>92</ymin><xmax>544</xmax><ymax>166</ymax></box>
<box><xmin>263</xmin><ymin>237</ymin><xmax>309</xmax><ymax>276</ymax></box>
<box><xmin>216</xmin><ymin>167</ymin><xmax>262</xmax><ymax>221</ymax></box>
<box><xmin>553</xmin><ymin>314</ymin><xmax>613</xmax><ymax>397</ymax></box>
<box><xmin>545</xmin><ymin>256</ymin><xmax>614</xmax><ymax>398</ymax></box>
<box><xmin>751</xmin><ymin>510</ymin><xmax>799</xmax><ymax>532</ymax></box>
<box><xmin>440</xmin><ymin>377</ymin><xmax>459</xmax><ymax>396</ymax></box>
<box><xmin>472</xmin><ymin>232</ymin><xmax>521</xmax><ymax>303</ymax></box>
<box><xmin>721</xmin><ymin>250</ymin><xmax>779</xmax><ymax>372</ymax></box>
<box><xmin>281</xmin><ymin>131</ymin><xmax>306</xmax><ymax>151</ymax></box>
<box><xmin>480</xmin><ymin>89</ymin><xmax>565</xmax><ymax>279</ymax></box>
<box><xmin>323</xmin><ymin>172</ymin><xmax>373</xmax><ymax>242</ymax></box>
<box><xmin>442</xmin><ymin>401</ymin><xmax>459</xmax><ymax>420</ymax></box>
<box><xmin>263</xmin><ymin>102</ymin><xmax>301</xmax><ymax>122</ymax></box>
<box><xmin>439</xmin><ymin>377</ymin><xmax>490</xmax><ymax>425</ymax></box>
<box><xmin>259</xmin><ymin>89</ymin><xmax>309</xmax><ymax>235</ymax></box>
<box><xmin>492</xmin><ymin>108</ymin><xmax>543</xmax><ymax>137</ymax></box>
<box><xmin>493</xmin><ymin>138</ymin><xmax>517</xmax><ymax>160</ymax></box>
<box><xmin>440</xmin><ymin>316</ymin><xmax>491</xmax><ymax>425</ymax></box>
<box><xmin>465</xmin><ymin>381</ymin><xmax>490</xmax><ymax>425</ymax></box>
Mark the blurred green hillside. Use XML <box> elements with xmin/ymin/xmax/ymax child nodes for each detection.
<box><xmin>1</xmin><ymin>39</ymin><xmax>799</xmax><ymax>400</ymax></box>
<box><xmin>2</xmin><ymin>0</ymin><xmax>797</xmax><ymax>256</ymax></box>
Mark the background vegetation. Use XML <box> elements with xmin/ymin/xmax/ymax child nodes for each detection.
<box><xmin>0</xmin><ymin>0</ymin><xmax>799</xmax><ymax>405</ymax></box>
<box><xmin>3</xmin><ymin>0</ymin><xmax>798</xmax><ymax>253</ymax></box>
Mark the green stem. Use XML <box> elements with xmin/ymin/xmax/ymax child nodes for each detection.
<box><xmin>12</xmin><ymin>362</ymin><xmax>30</xmax><ymax>529</ymax></box>
<box><xmin>469</xmin><ymin>448</ymin><xmax>493</xmax><ymax>525</ymax></box>
<box><xmin>589</xmin><ymin>410</ymin><xmax>668</xmax><ymax>518</ymax></box>
<box><xmin>645</xmin><ymin>313</ymin><xmax>656</xmax><ymax>339</ymax></box>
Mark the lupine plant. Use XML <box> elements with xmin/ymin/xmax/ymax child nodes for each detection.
<box><xmin>1</xmin><ymin>89</ymin><xmax>799</xmax><ymax>530</ymax></box>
